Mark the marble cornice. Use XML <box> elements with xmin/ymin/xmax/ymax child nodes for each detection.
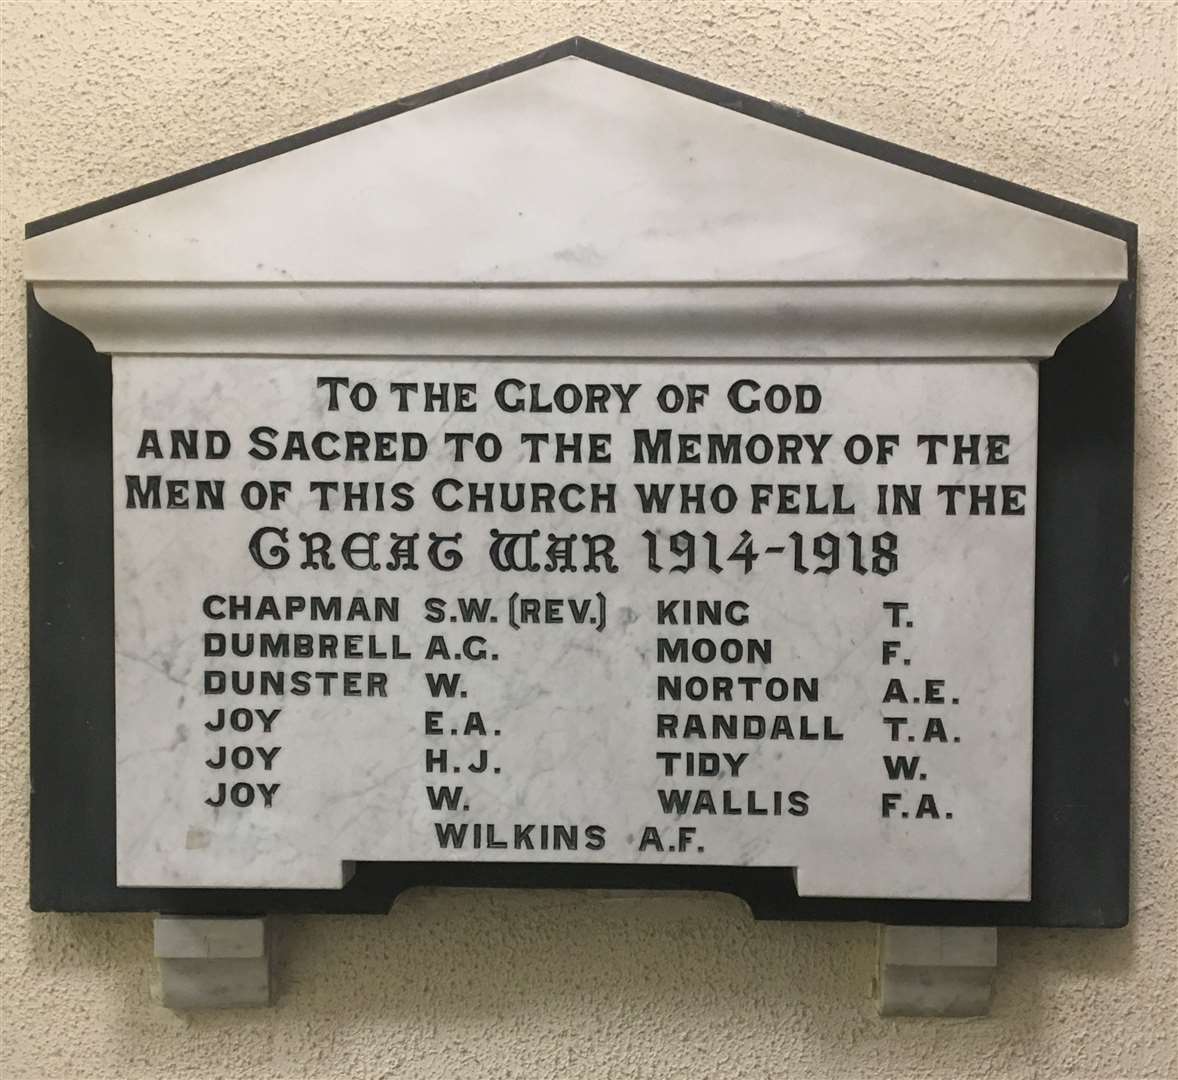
<box><xmin>31</xmin><ymin>280</ymin><xmax>1121</xmax><ymax>359</ymax></box>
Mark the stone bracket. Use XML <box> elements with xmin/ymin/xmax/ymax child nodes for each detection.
<box><xmin>153</xmin><ymin>916</ymin><xmax>272</xmax><ymax>1009</ymax></box>
<box><xmin>876</xmin><ymin>925</ymin><xmax>997</xmax><ymax>1017</ymax></box>
<box><xmin>148</xmin><ymin>916</ymin><xmax>998</xmax><ymax>1013</ymax></box>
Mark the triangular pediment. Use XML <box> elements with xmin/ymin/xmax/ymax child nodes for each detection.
<box><xmin>26</xmin><ymin>46</ymin><xmax>1124</xmax><ymax>286</ymax></box>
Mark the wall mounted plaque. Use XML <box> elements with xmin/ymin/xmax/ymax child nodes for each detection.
<box><xmin>26</xmin><ymin>39</ymin><xmax>1134</xmax><ymax>926</ymax></box>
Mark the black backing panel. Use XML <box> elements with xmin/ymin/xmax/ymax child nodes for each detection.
<box><xmin>26</xmin><ymin>39</ymin><xmax>1135</xmax><ymax>926</ymax></box>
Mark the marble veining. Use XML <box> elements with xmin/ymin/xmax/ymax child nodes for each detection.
<box><xmin>112</xmin><ymin>357</ymin><xmax>1036</xmax><ymax>900</ymax></box>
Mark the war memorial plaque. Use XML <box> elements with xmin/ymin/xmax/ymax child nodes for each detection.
<box><xmin>111</xmin><ymin>357</ymin><xmax>1037</xmax><ymax>897</ymax></box>
<box><xmin>26</xmin><ymin>41</ymin><xmax>1134</xmax><ymax>925</ymax></box>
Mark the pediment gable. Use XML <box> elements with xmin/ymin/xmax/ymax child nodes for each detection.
<box><xmin>26</xmin><ymin>49</ymin><xmax>1124</xmax><ymax>286</ymax></box>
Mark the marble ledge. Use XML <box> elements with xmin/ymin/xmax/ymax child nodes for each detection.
<box><xmin>31</xmin><ymin>280</ymin><xmax>1120</xmax><ymax>359</ymax></box>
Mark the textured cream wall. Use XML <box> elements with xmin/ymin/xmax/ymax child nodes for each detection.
<box><xmin>2</xmin><ymin>2</ymin><xmax>1176</xmax><ymax>1077</ymax></box>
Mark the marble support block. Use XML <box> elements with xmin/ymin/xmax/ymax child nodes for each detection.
<box><xmin>876</xmin><ymin>925</ymin><xmax>997</xmax><ymax>1017</ymax></box>
<box><xmin>154</xmin><ymin>916</ymin><xmax>272</xmax><ymax>1009</ymax></box>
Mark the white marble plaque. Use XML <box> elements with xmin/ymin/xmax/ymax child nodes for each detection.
<box><xmin>113</xmin><ymin>357</ymin><xmax>1035</xmax><ymax>900</ymax></box>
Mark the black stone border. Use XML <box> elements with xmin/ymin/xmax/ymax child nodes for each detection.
<box><xmin>26</xmin><ymin>39</ymin><xmax>1135</xmax><ymax>925</ymax></box>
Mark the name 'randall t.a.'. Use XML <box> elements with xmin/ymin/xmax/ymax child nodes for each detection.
<box><xmin>24</xmin><ymin>40</ymin><xmax>1134</xmax><ymax>1012</ymax></box>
